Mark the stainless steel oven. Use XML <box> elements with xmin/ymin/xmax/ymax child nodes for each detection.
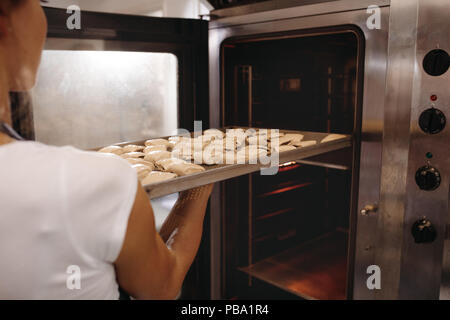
<box><xmin>208</xmin><ymin>0</ymin><xmax>450</xmax><ymax>300</ymax></box>
<box><xmin>16</xmin><ymin>0</ymin><xmax>449</xmax><ymax>300</ymax></box>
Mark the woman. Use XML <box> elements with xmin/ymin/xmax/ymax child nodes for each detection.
<box><xmin>0</xmin><ymin>0</ymin><xmax>213</xmax><ymax>299</ymax></box>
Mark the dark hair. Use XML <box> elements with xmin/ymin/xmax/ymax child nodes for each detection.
<box><xmin>7</xmin><ymin>0</ymin><xmax>47</xmax><ymax>8</ymax></box>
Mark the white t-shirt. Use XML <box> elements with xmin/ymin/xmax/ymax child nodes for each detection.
<box><xmin>0</xmin><ymin>141</ymin><xmax>138</xmax><ymax>300</ymax></box>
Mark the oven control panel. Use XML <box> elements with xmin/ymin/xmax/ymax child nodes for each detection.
<box><xmin>398</xmin><ymin>0</ymin><xmax>450</xmax><ymax>299</ymax></box>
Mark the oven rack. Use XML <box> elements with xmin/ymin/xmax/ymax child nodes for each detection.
<box><xmin>238</xmin><ymin>230</ymin><xmax>348</xmax><ymax>300</ymax></box>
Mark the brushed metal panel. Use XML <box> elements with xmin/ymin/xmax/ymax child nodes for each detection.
<box><xmin>209</xmin><ymin>0</ymin><xmax>390</xmax><ymax>28</ymax></box>
<box><xmin>397</xmin><ymin>0</ymin><xmax>450</xmax><ymax>300</ymax></box>
<box><xmin>371</xmin><ymin>0</ymin><xmax>420</xmax><ymax>300</ymax></box>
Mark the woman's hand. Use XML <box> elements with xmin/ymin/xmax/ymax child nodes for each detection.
<box><xmin>178</xmin><ymin>184</ymin><xmax>214</xmax><ymax>203</ymax></box>
<box><xmin>169</xmin><ymin>184</ymin><xmax>214</xmax><ymax>220</ymax></box>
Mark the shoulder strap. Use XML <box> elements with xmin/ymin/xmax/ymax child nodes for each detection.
<box><xmin>0</xmin><ymin>122</ymin><xmax>26</xmax><ymax>141</ymax></box>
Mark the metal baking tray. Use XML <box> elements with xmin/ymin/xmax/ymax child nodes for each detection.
<box><xmin>104</xmin><ymin>129</ymin><xmax>352</xmax><ymax>199</ymax></box>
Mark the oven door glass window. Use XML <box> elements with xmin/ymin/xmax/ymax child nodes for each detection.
<box><xmin>31</xmin><ymin>50</ymin><xmax>178</xmax><ymax>150</ymax></box>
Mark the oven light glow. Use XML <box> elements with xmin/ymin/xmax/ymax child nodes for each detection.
<box><xmin>280</xmin><ymin>161</ymin><xmax>297</xmax><ymax>167</ymax></box>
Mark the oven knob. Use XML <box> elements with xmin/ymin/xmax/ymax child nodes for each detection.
<box><xmin>412</xmin><ymin>219</ymin><xmax>437</xmax><ymax>244</ymax></box>
<box><xmin>419</xmin><ymin>108</ymin><xmax>446</xmax><ymax>134</ymax></box>
<box><xmin>415</xmin><ymin>165</ymin><xmax>441</xmax><ymax>191</ymax></box>
<box><xmin>423</xmin><ymin>49</ymin><xmax>449</xmax><ymax>76</ymax></box>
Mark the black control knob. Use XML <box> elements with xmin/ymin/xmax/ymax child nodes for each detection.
<box><xmin>415</xmin><ymin>165</ymin><xmax>441</xmax><ymax>191</ymax></box>
<box><xmin>412</xmin><ymin>219</ymin><xmax>437</xmax><ymax>244</ymax></box>
<box><xmin>423</xmin><ymin>49</ymin><xmax>450</xmax><ymax>76</ymax></box>
<box><xmin>419</xmin><ymin>108</ymin><xmax>446</xmax><ymax>134</ymax></box>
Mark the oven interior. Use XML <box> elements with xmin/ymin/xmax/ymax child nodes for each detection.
<box><xmin>221</xmin><ymin>30</ymin><xmax>362</xmax><ymax>300</ymax></box>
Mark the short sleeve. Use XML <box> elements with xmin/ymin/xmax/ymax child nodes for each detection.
<box><xmin>59</xmin><ymin>147</ymin><xmax>138</xmax><ymax>263</ymax></box>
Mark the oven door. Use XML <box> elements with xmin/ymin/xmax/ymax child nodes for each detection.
<box><xmin>27</xmin><ymin>8</ymin><xmax>210</xmax><ymax>149</ymax></box>
<box><xmin>208</xmin><ymin>0</ymin><xmax>390</xmax><ymax>300</ymax></box>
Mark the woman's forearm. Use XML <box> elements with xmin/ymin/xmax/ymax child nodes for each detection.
<box><xmin>159</xmin><ymin>185</ymin><xmax>213</xmax><ymax>278</ymax></box>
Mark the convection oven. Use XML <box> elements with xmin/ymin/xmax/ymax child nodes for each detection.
<box><xmin>208</xmin><ymin>0</ymin><xmax>450</xmax><ymax>300</ymax></box>
<box><xmin>16</xmin><ymin>0</ymin><xmax>450</xmax><ymax>300</ymax></box>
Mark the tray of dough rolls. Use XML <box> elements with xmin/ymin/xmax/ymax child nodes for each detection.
<box><xmin>96</xmin><ymin>128</ymin><xmax>352</xmax><ymax>199</ymax></box>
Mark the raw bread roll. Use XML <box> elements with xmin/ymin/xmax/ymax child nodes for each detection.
<box><xmin>256</xmin><ymin>129</ymin><xmax>284</xmax><ymax>139</ymax></box>
<box><xmin>286</xmin><ymin>134</ymin><xmax>304</xmax><ymax>145</ymax></box>
<box><xmin>191</xmin><ymin>151</ymin><xmax>204</xmax><ymax>164</ymax></box>
<box><xmin>168</xmin><ymin>136</ymin><xmax>191</xmax><ymax>149</ymax></box>
<box><xmin>166</xmin><ymin>163</ymin><xmax>205</xmax><ymax>177</ymax></box>
<box><xmin>141</xmin><ymin>171</ymin><xmax>177</xmax><ymax>185</ymax></box>
<box><xmin>121</xmin><ymin>152</ymin><xmax>146</xmax><ymax>159</ymax></box>
<box><xmin>204</xmin><ymin>129</ymin><xmax>225</xmax><ymax>139</ymax></box>
<box><xmin>132</xmin><ymin>164</ymin><xmax>152</xmax><ymax>181</ymax></box>
<box><xmin>98</xmin><ymin>146</ymin><xmax>124</xmax><ymax>155</ymax></box>
<box><xmin>321</xmin><ymin>134</ymin><xmax>347</xmax><ymax>143</ymax></box>
<box><xmin>244</xmin><ymin>128</ymin><xmax>258</xmax><ymax>137</ymax></box>
<box><xmin>277</xmin><ymin>133</ymin><xmax>304</xmax><ymax>145</ymax></box>
<box><xmin>202</xmin><ymin>143</ymin><xmax>225</xmax><ymax>165</ymax></box>
<box><xmin>234</xmin><ymin>146</ymin><xmax>267</xmax><ymax>163</ymax></box>
<box><xmin>192</xmin><ymin>135</ymin><xmax>212</xmax><ymax>149</ymax></box>
<box><xmin>172</xmin><ymin>142</ymin><xmax>194</xmax><ymax>161</ymax></box>
<box><xmin>169</xmin><ymin>135</ymin><xmax>189</xmax><ymax>142</ymax></box>
<box><xmin>247</xmin><ymin>135</ymin><xmax>270</xmax><ymax>147</ymax></box>
<box><xmin>266</xmin><ymin>130</ymin><xmax>285</xmax><ymax>140</ymax></box>
<box><xmin>126</xmin><ymin>158</ymin><xmax>155</xmax><ymax>170</ymax></box>
<box><xmin>201</xmin><ymin>134</ymin><xmax>220</xmax><ymax>144</ymax></box>
<box><xmin>208</xmin><ymin>139</ymin><xmax>226</xmax><ymax>150</ymax></box>
<box><xmin>144</xmin><ymin>150</ymin><xmax>172</xmax><ymax>163</ymax></box>
<box><xmin>169</xmin><ymin>136</ymin><xmax>191</xmax><ymax>144</ymax></box>
<box><xmin>225</xmin><ymin>128</ymin><xmax>246</xmax><ymax>145</ymax></box>
<box><xmin>274</xmin><ymin>145</ymin><xmax>297</xmax><ymax>153</ymax></box>
<box><xmin>144</xmin><ymin>145</ymin><xmax>167</xmax><ymax>154</ymax></box>
<box><xmin>223</xmin><ymin>136</ymin><xmax>245</xmax><ymax>150</ymax></box>
<box><xmin>294</xmin><ymin>140</ymin><xmax>317</xmax><ymax>148</ymax></box>
<box><xmin>225</xmin><ymin>128</ymin><xmax>245</xmax><ymax>135</ymax></box>
<box><xmin>123</xmin><ymin>145</ymin><xmax>145</xmax><ymax>153</ymax></box>
<box><xmin>155</xmin><ymin>158</ymin><xmax>187</xmax><ymax>172</ymax></box>
<box><xmin>145</xmin><ymin>138</ymin><xmax>171</xmax><ymax>148</ymax></box>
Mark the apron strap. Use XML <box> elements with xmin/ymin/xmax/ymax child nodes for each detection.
<box><xmin>0</xmin><ymin>122</ymin><xmax>26</xmax><ymax>141</ymax></box>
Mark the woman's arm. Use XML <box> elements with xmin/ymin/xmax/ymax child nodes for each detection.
<box><xmin>159</xmin><ymin>186</ymin><xmax>213</xmax><ymax>243</ymax></box>
<box><xmin>114</xmin><ymin>182</ymin><xmax>213</xmax><ymax>300</ymax></box>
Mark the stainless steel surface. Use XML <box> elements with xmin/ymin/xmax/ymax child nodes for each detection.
<box><xmin>397</xmin><ymin>0</ymin><xmax>450</xmax><ymax>300</ymax></box>
<box><xmin>129</xmin><ymin>131</ymin><xmax>351</xmax><ymax>199</ymax></box>
<box><xmin>210</xmin><ymin>2</ymin><xmax>389</xmax><ymax>300</ymax></box>
<box><xmin>210</xmin><ymin>0</ymin><xmax>343</xmax><ymax>18</ymax></box>
<box><xmin>352</xmin><ymin>0</ymin><xmax>450</xmax><ymax>300</ymax></box>
<box><xmin>368</xmin><ymin>0</ymin><xmax>419</xmax><ymax>300</ymax></box>
<box><xmin>209</xmin><ymin>0</ymin><xmax>390</xmax><ymax>28</ymax></box>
